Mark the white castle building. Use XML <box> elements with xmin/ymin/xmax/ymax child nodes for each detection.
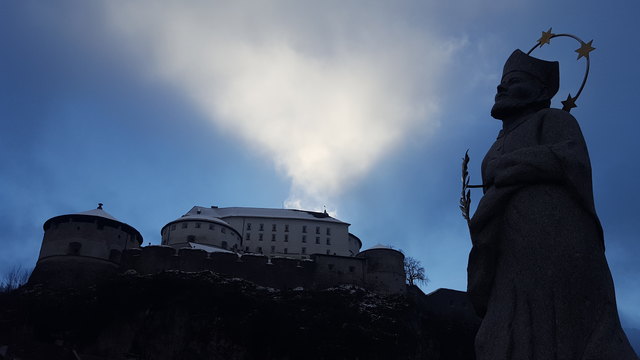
<box><xmin>161</xmin><ymin>206</ymin><xmax>362</xmax><ymax>258</ymax></box>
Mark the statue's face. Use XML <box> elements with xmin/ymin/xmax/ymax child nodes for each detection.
<box><xmin>491</xmin><ymin>71</ymin><xmax>546</xmax><ymax>120</ymax></box>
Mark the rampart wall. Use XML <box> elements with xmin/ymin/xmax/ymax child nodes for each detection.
<box><xmin>120</xmin><ymin>246</ymin><xmax>405</xmax><ymax>294</ymax></box>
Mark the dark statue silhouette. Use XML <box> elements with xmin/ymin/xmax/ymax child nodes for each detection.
<box><xmin>466</xmin><ymin>48</ymin><xmax>639</xmax><ymax>359</ymax></box>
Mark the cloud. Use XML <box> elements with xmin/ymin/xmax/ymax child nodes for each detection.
<box><xmin>105</xmin><ymin>1</ymin><xmax>463</xmax><ymax>209</ymax></box>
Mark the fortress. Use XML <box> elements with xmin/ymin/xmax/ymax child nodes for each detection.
<box><xmin>29</xmin><ymin>204</ymin><xmax>406</xmax><ymax>294</ymax></box>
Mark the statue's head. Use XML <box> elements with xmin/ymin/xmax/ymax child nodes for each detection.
<box><xmin>491</xmin><ymin>49</ymin><xmax>559</xmax><ymax>120</ymax></box>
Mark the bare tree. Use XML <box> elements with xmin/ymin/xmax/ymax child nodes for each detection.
<box><xmin>0</xmin><ymin>265</ymin><xmax>31</xmax><ymax>292</ymax></box>
<box><xmin>404</xmin><ymin>256</ymin><xmax>428</xmax><ymax>287</ymax></box>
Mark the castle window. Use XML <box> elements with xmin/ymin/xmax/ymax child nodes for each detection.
<box><xmin>271</xmin><ymin>234</ymin><xmax>276</xmax><ymax>241</ymax></box>
<box><xmin>259</xmin><ymin>233</ymin><xmax>263</xmax><ymax>241</ymax></box>
<box><xmin>209</xmin><ymin>224</ymin><xmax>215</xmax><ymax>230</ymax></box>
<box><xmin>326</xmin><ymin>249</ymin><xmax>330</xmax><ymax>255</ymax></box>
<box><xmin>246</xmin><ymin>233</ymin><xmax>251</xmax><ymax>241</ymax></box>
<box><xmin>182</xmin><ymin>223</ymin><xmax>188</xmax><ymax>229</ymax></box>
<box><xmin>315</xmin><ymin>237</ymin><xmax>320</xmax><ymax>244</ymax></box>
<box><xmin>221</xmin><ymin>241</ymin><xmax>228</xmax><ymax>249</ymax></box>
<box><xmin>195</xmin><ymin>223</ymin><xmax>201</xmax><ymax>228</ymax></box>
<box><xmin>349</xmin><ymin>266</ymin><xmax>355</xmax><ymax>273</ymax></box>
<box><xmin>272</xmin><ymin>224</ymin><xmax>276</xmax><ymax>231</ymax></box>
<box><xmin>68</xmin><ymin>242</ymin><xmax>81</xmax><ymax>255</ymax></box>
<box><xmin>315</xmin><ymin>226</ymin><xmax>320</xmax><ymax>234</ymax></box>
<box><xmin>221</xmin><ymin>227</ymin><xmax>226</xmax><ymax>234</ymax></box>
<box><xmin>247</xmin><ymin>223</ymin><xmax>252</xmax><ymax>231</ymax></box>
<box><xmin>271</xmin><ymin>246</ymin><xmax>275</xmax><ymax>254</ymax></box>
<box><xmin>284</xmin><ymin>234</ymin><xmax>288</xmax><ymax>242</ymax></box>
<box><xmin>172</xmin><ymin>224</ymin><xmax>176</xmax><ymax>230</ymax></box>
<box><xmin>257</xmin><ymin>247</ymin><xmax>263</xmax><ymax>253</ymax></box>
<box><xmin>326</xmin><ymin>228</ymin><xmax>331</xmax><ymax>235</ymax></box>
<box><xmin>284</xmin><ymin>248</ymin><xmax>288</xmax><ymax>254</ymax></box>
<box><xmin>187</xmin><ymin>235</ymin><xmax>195</xmax><ymax>242</ymax></box>
<box><xmin>285</xmin><ymin>224</ymin><xmax>289</xmax><ymax>232</ymax></box>
<box><xmin>302</xmin><ymin>226</ymin><xmax>307</xmax><ymax>233</ymax></box>
<box><xmin>302</xmin><ymin>235</ymin><xmax>306</xmax><ymax>243</ymax></box>
<box><xmin>259</xmin><ymin>224</ymin><xmax>264</xmax><ymax>231</ymax></box>
<box><xmin>326</xmin><ymin>238</ymin><xmax>331</xmax><ymax>245</ymax></box>
<box><xmin>245</xmin><ymin>246</ymin><xmax>250</xmax><ymax>252</ymax></box>
<box><xmin>109</xmin><ymin>249</ymin><xmax>121</xmax><ymax>262</ymax></box>
<box><xmin>302</xmin><ymin>247</ymin><xmax>306</xmax><ymax>254</ymax></box>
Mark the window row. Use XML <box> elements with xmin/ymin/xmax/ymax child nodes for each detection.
<box><xmin>245</xmin><ymin>233</ymin><xmax>331</xmax><ymax>244</ymax></box>
<box><xmin>243</xmin><ymin>246</ymin><xmax>335</xmax><ymax>255</ymax></box>
<box><xmin>168</xmin><ymin>222</ymin><xmax>231</xmax><ymax>234</ymax></box>
<box><xmin>245</xmin><ymin>223</ymin><xmax>331</xmax><ymax>235</ymax></box>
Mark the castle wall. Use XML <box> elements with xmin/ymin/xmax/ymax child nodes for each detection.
<box><xmin>38</xmin><ymin>218</ymin><xmax>138</xmax><ymax>262</ymax></box>
<box><xmin>357</xmin><ymin>248</ymin><xmax>406</xmax><ymax>294</ymax></box>
<box><xmin>29</xmin><ymin>256</ymin><xmax>119</xmax><ymax>287</ymax></box>
<box><xmin>219</xmin><ymin>217</ymin><xmax>353</xmax><ymax>258</ymax></box>
<box><xmin>312</xmin><ymin>254</ymin><xmax>365</xmax><ymax>289</ymax></box>
<box><xmin>118</xmin><ymin>246</ymin><xmax>405</xmax><ymax>294</ymax></box>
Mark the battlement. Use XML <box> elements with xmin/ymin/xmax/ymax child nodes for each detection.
<box><xmin>119</xmin><ymin>246</ymin><xmax>405</xmax><ymax>294</ymax></box>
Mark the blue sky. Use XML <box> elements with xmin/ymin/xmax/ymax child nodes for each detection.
<box><xmin>2</xmin><ymin>0</ymin><xmax>639</xmax><ymax>327</ymax></box>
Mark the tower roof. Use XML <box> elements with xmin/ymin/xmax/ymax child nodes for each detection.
<box><xmin>43</xmin><ymin>203</ymin><xmax>143</xmax><ymax>244</ymax></box>
<box><xmin>75</xmin><ymin>207</ymin><xmax>118</xmax><ymax>221</ymax></box>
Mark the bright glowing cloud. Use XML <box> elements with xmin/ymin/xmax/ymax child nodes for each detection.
<box><xmin>105</xmin><ymin>1</ymin><xmax>463</xmax><ymax>209</ymax></box>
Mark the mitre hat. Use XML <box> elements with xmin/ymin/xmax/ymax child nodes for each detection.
<box><xmin>502</xmin><ymin>49</ymin><xmax>559</xmax><ymax>99</ymax></box>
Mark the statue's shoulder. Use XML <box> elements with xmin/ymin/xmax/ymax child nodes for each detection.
<box><xmin>535</xmin><ymin>108</ymin><xmax>584</xmax><ymax>138</ymax></box>
<box><xmin>536</xmin><ymin>108</ymin><xmax>580</xmax><ymax>128</ymax></box>
<box><xmin>537</xmin><ymin>107</ymin><xmax>578</xmax><ymax>122</ymax></box>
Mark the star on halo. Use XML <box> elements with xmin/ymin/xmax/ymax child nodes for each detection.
<box><xmin>537</xmin><ymin>28</ymin><xmax>554</xmax><ymax>47</ymax></box>
<box><xmin>561</xmin><ymin>94</ymin><xmax>577</xmax><ymax>112</ymax></box>
<box><xmin>575</xmin><ymin>40</ymin><xmax>595</xmax><ymax>60</ymax></box>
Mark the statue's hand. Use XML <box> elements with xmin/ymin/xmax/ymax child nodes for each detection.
<box><xmin>494</xmin><ymin>161</ymin><xmax>530</xmax><ymax>187</ymax></box>
<box><xmin>492</xmin><ymin>146</ymin><xmax>562</xmax><ymax>187</ymax></box>
<box><xmin>483</xmin><ymin>158</ymin><xmax>499</xmax><ymax>188</ymax></box>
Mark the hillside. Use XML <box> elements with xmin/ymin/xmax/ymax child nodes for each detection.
<box><xmin>0</xmin><ymin>271</ymin><xmax>479</xmax><ymax>360</ymax></box>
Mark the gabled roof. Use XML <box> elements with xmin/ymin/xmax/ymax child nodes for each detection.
<box><xmin>188</xmin><ymin>206</ymin><xmax>349</xmax><ymax>225</ymax></box>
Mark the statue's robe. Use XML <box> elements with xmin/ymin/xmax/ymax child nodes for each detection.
<box><xmin>468</xmin><ymin>108</ymin><xmax>638</xmax><ymax>359</ymax></box>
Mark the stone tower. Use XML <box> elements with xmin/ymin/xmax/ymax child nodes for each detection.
<box><xmin>29</xmin><ymin>204</ymin><xmax>142</xmax><ymax>287</ymax></box>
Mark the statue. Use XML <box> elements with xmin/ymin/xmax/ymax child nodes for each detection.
<box><xmin>464</xmin><ymin>30</ymin><xmax>638</xmax><ymax>359</ymax></box>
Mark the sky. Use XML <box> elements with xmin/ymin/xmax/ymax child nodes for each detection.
<box><xmin>1</xmin><ymin>0</ymin><xmax>639</xmax><ymax>328</ymax></box>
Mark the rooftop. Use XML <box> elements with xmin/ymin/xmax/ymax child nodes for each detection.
<box><xmin>76</xmin><ymin>207</ymin><xmax>119</xmax><ymax>222</ymax></box>
<box><xmin>43</xmin><ymin>203</ymin><xmax>143</xmax><ymax>243</ymax></box>
<box><xmin>187</xmin><ymin>206</ymin><xmax>349</xmax><ymax>225</ymax></box>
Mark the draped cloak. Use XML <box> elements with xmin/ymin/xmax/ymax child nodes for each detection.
<box><xmin>467</xmin><ymin>108</ymin><xmax>638</xmax><ymax>359</ymax></box>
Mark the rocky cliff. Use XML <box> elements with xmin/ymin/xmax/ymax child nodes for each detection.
<box><xmin>0</xmin><ymin>271</ymin><xmax>479</xmax><ymax>360</ymax></box>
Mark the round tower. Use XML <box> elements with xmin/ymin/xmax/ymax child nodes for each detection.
<box><xmin>29</xmin><ymin>203</ymin><xmax>143</xmax><ymax>286</ymax></box>
<box><xmin>161</xmin><ymin>210</ymin><xmax>242</xmax><ymax>252</ymax></box>
<box><xmin>356</xmin><ymin>245</ymin><xmax>406</xmax><ymax>294</ymax></box>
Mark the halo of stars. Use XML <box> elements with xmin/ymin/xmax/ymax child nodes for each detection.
<box><xmin>527</xmin><ymin>28</ymin><xmax>595</xmax><ymax>112</ymax></box>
